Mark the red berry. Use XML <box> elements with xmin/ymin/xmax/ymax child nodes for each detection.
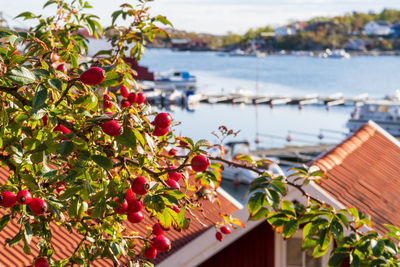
<box><xmin>120</xmin><ymin>85</ymin><xmax>130</xmax><ymax>98</ymax></box>
<box><xmin>56</xmin><ymin>64</ymin><xmax>67</xmax><ymax>73</ymax></box>
<box><xmin>154</xmin><ymin>113</ymin><xmax>172</xmax><ymax>129</ymax></box>
<box><xmin>153</xmin><ymin>126</ymin><xmax>169</xmax><ymax>137</ymax></box>
<box><xmin>16</xmin><ymin>190</ymin><xmax>32</xmax><ymax>205</ymax></box>
<box><xmin>166</xmin><ymin>179</ymin><xmax>180</xmax><ymax>189</ymax></box>
<box><xmin>168</xmin><ymin>149</ymin><xmax>177</xmax><ymax>156</ymax></box>
<box><xmin>55</xmin><ymin>182</ymin><xmax>65</xmax><ymax>194</ymax></box>
<box><xmin>127</xmin><ymin>92</ymin><xmax>137</xmax><ymax>104</ymax></box>
<box><xmin>144</xmin><ymin>244</ymin><xmax>157</xmax><ymax>259</ymax></box>
<box><xmin>79</xmin><ymin>67</ymin><xmax>105</xmax><ymax>85</ymax></box>
<box><xmin>0</xmin><ymin>191</ymin><xmax>16</xmax><ymax>208</ymax></box>
<box><xmin>103</xmin><ymin>94</ymin><xmax>113</xmax><ymax>109</ymax></box>
<box><xmin>29</xmin><ymin>198</ymin><xmax>47</xmax><ymax>215</ymax></box>
<box><xmin>179</xmin><ymin>139</ymin><xmax>188</xmax><ymax>147</ymax></box>
<box><xmin>136</xmin><ymin>92</ymin><xmax>146</xmax><ymax>105</ymax></box>
<box><xmin>127</xmin><ymin>211</ymin><xmax>144</xmax><ymax>223</ymax></box>
<box><xmin>151</xmin><ymin>235</ymin><xmax>171</xmax><ymax>252</ymax></box>
<box><xmin>114</xmin><ymin>198</ymin><xmax>128</xmax><ymax>214</ymax></box>
<box><xmin>131</xmin><ymin>176</ymin><xmax>150</xmax><ymax>195</ymax></box>
<box><xmin>220</xmin><ymin>225</ymin><xmax>231</xmax><ymax>235</ymax></box>
<box><xmin>53</xmin><ymin>124</ymin><xmax>71</xmax><ymax>134</ymax></box>
<box><xmin>121</xmin><ymin>99</ymin><xmax>130</xmax><ymax>108</ymax></box>
<box><xmin>152</xmin><ymin>223</ymin><xmax>164</xmax><ymax>236</ymax></box>
<box><xmin>191</xmin><ymin>155</ymin><xmax>210</xmax><ymax>172</ymax></box>
<box><xmin>34</xmin><ymin>257</ymin><xmax>49</xmax><ymax>267</ymax></box>
<box><xmin>101</xmin><ymin>120</ymin><xmax>121</xmax><ymax>136</ymax></box>
<box><xmin>216</xmin><ymin>232</ymin><xmax>223</xmax><ymax>241</ymax></box>
<box><xmin>127</xmin><ymin>198</ymin><xmax>143</xmax><ymax>213</ymax></box>
<box><xmin>42</xmin><ymin>114</ymin><xmax>48</xmax><ymax>126</ymax></box>
<box><xmin>126</xmin><ymin>187</ymin><xmax>135</xmax><ymax>201</ymax></box>
<box><xmin>167</xmin><ymin>167</ymin><xmax>182</xmax><ymax>181</ymax></box>
<box><xmin>172</xmin><ymin>204</ymin><xmax>180</xmax><ymax>213</ymax></box>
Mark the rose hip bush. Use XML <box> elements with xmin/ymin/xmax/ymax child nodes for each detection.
<box><xmin>0</xmin><ymin>1</ymin><xmax>242</xmax><ymax>265</ymax></box>
<box><xmin>2</xmin><ymin>1</ymin><xmax>400</xmax><ymax>267</ymax></box>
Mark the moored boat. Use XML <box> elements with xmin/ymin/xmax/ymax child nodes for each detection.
<box><xmin>154</xmin><ymin>71</ymin><xmax>196</xmax><ymax>90</ymax></box>
<box><xmin>347</xmin><ymin>101</ymin><xmax>400</xmax><ymax>136</ymax></box>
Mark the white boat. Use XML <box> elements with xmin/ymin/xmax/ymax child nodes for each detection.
<box><xmin>220</xmin><ymin>141</ymin><xmax>284</xmax><ymax>184</ymax></box>
<box><xmin>327</xmin><ymin>48</ymin><xmax>351</xmax><ymax>59</ymax></box>
<box><xmin>229</xmin><ymin>48</ymin><xmax>247</xmax><ymax>56</ymax></box>
<box><xmin>154</xmin><ymin>71</ymin><xmax>196</xmax><ymax>90</ymax></box>
<box><xmin>347</xmin><ymin>101</ymin><xmax>400</xmax><ymax>136</ymax></box>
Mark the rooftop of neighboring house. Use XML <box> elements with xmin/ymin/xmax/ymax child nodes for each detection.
<box><xmin>313</xmin><ymin>121</ymin><xmax>400</xmax><ymax>235</ymax></box>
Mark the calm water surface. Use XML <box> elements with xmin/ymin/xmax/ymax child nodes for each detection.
<box><xmin>138</xmin><ymin>49</ymin><xmax>400</xmax><ymax>147</ymax></box>
<box><xmin>135</xmin><ymin>49</ymin><xmax>400</xmax><ymax>200</ymax></box>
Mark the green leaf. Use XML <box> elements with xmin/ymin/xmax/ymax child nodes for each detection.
<box><xmin>23</xmin><ymin>223</ymin><xmax>33</xmax><ymax>244</ymax></box>
<box><xmin>33</xmin><ymin>84</ymin><xmax>48</xmax><ymax>109</ymax></box>
<box><xmin>195</xmin><ymin>139</ymin><xmax>210</xmax><ymax>148</ymax></box>
<box><xmin>282</xmin><ymin>219</ymin><xmax>298</xmax><ymax>239</ymax></box>
<box><xmin>91</xmin><ymin>199</ymin><xmax>106</xmax><ymax>219</ymax></box>
<box><xmin>99</xmin><ymin>71</ymin><xmax>121</xmax><ymax>87</ymax></box>
<box><xmin>92</xmin><ymin>155</ymin><xmax>113</xmax><ymax>170</ymax></box>
<box><xmin>59</xmin><ymin>186</ymin><xmax>82</xmax><ymax>200</ymax></box>
<box><xmin>328</xmin><ymin>253</ymin><xmax>347</xmax><ymax>267</ymax></box>
<box><xmin>157</xmin><ymin>208</ymin><xmax>172</xmax><ymax>229</ymax></box>
<box><xmin>133</xmin><ymin>129</ymin><xmax>145</xmax><ymax>147</ymax></box>
<box><xmin>57</xmin><ymin>141</ymin><xmax>74</xmax><ymax>156</ymax></box>
<box><xmin>48</xmin><ymin>78</ymin><xmax>62</xmax><ymax>90</ymax></box>
<box><xmin>8</xmin><ymin>67</ymin><xmax>36</xmax><ymax>84</ymax></box>
<box><xmin>0</xmin><ymin>214</ymin><xmax>10</xmax><ymax>231</ymax></box>
<box><xmin>371</xmin><ymin>239</ymin><xmax>385</xmax><ymax>257</ymax></box>
<box><xmin>115</xmin><ymin>127</ymin><xmax>136</xmax><ymax>148</ymax></box>
<box><xmin>248</xmin><ymin>207</ymin><xmax>269</xmax><ymax>221</ymax></box>
<box><xmin>6</xmin><ymin>230</ymin><xmax>23</xmax><ymax>246</ymax></box>
<box><xmin>248</xmin><ymin>192</ymin><xmax>265</xmax><ymax>216</ymax></box>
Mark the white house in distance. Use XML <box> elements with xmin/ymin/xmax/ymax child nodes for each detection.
<box><xmin>274</xmin><ymin>26</ymin><xmax>297</xmax><ymax>36</ymax></box>
<box><xmin>364</xmin><ymin>21</ymin><xmax>393</xmax><ymax>35</ymax></box>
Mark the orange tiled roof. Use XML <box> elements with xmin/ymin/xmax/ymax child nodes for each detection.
<box><xmin>0</xmin><ymin>167</ymin><xmax>238</xmax><ymax>266</ymax></box>
<box><xmin>313</xmin><ymin>122</ymin><xmax>400</xmax><ymax>234</ymax></box>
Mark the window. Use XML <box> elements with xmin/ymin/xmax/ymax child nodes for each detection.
<box><xmin>286</xmin><ymin>237</ymin><xmax>321</xmax><ymax>267</ymax></box>
<box><xmin>275</xmin><ymin>230</ymin><xmax>329</xmax><ymax>267</ymax></box>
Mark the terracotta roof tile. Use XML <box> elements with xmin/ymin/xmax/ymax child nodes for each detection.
<box><xmin>0</xmin><ymin>168</ymin><xmax>238</xmax><ymax>266</ymax></box>
<box><xmin>313</xmin><ymin>122</ymin><xmax>400</xmax><ymax>234</ymax></box>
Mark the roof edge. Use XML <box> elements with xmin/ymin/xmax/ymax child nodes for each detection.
<box><xmin>367</xmin><ymin>120</ymin><xmax>400</xmax><ymax>148</ymax></box>
<box><xmin>216</xmin><ymin>187</ymin><xmax>244</xmax><ymax>210</ymax></box>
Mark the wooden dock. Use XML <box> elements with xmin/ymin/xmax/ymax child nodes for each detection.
<box><xmin>199</xmin><ymin>93</ymin><xmax>372</xmax><ymax>107</ymax></box>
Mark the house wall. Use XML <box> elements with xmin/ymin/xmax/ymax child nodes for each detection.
<box><xmin>198</xmin><ymin>221</ymin><xmax>275</xmax><ymax>267</ymax></box>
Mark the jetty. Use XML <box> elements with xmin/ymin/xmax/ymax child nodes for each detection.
<box><xmin>199</xmin><ymin>93</ymin><xmax>372</xmax><ymax>107</ymax></box>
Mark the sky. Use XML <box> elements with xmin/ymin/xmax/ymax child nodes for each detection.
<box><xmin>3</xmin><ymin>0</ymin><xmax>400</xmax><ymax>34</ymax></box>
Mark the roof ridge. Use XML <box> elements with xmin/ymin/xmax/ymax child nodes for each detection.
<box><xmin>313</xmin><ymin>123</ymin><xmax>378</xmax><ymax>172</ymax></box>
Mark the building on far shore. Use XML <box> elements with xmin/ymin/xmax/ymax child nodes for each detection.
<box><xmin>364</xmin><ymin>21</ymin><xmax>393</xmax><ymax>35</ymax></box>
<box><xmin>274</xmin><ymin>26</ymin><xmax>297</xmax><ymax>36</ymax></box>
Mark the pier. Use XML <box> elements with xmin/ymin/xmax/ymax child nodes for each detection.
<box><xmin>199</xmin><ymin>93</ymin><xmax>373</xmax><ymax>107</ymax></box>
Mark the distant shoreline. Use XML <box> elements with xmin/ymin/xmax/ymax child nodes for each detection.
<box><xmin>145</xmin><ymin>47</ymin><xmax>400</xmax><ymax>57</ymax></box>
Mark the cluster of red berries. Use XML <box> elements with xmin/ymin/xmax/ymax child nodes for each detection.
<box><xmin>151</xmin><ymin>112</ymin><xmax>172</xmax><ymax>137</ymax></box>
<box><xmin>215</xmin><ymin>225</ymin><xmax>232</xmax><ymax>242</ymax></box>
<box><xmin>120</xmin><ymin>85</ymin><xmax>146</xmax><ymax>107</ymax></box>
<box><xmin>0</xmin><ymin>190</ymin><xmax>47</xmax><ymax>215</ymax></box>
<box><xmin>143</xmin><ymin>223</ymin><xmax>172</xmax><ymax>259</ymax></box>
<box><xmin>113</xmin><ymin>177</ymin><xmax>150</xmax><ymax>225</ymax></box>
